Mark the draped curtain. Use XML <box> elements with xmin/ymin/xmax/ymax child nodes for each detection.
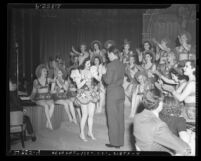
<box><xmin>9</xmin><ymin>9</ymin><xmax>143</xmax><ymax>88</ymax></box>
<box><xmin>39</xmin><ymin>9</ymin><xmax>143</xmax><ymax>66</ymax></box>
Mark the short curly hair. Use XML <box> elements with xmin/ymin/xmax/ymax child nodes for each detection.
<box><xmin>142</xmin><ymin>88</ymin><xmax>163</xmax><ymax>111</ymax></box>
<box><xmin>35</xmin><ymin>64</ymin><xmax>48</xmax><ymax>79</ymax></box>
<box><xmin>160</xmin><ymin>96</ymin><xmax>182</xmax><ymax>117</ymax></box>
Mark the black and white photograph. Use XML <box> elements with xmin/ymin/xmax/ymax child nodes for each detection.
<box><xmin>7</xmin><ymin>3</ymin><xmax>197</xmax><ymax>156</ymax></box>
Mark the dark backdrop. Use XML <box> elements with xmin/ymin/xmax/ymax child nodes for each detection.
<box><xmin>9</xmin><ymin>9</ymin><xmax>143</xmax><ymax>86</ymax></box>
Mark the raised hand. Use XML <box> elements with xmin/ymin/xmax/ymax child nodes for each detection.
<box><xmin>136</xmin><ymin>48</ymin><xmax>141</xmax><ymax>54</ymax></box>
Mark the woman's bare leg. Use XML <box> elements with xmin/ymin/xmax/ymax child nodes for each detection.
<box><xmin>80</xmin><ymin>104</ymin><xmax>88</xmax><ymax>141</ymax></box>
<box><xmin>46</xmin><ymin>100</ymin><xmax>55</xmax><ymax>119</ymax></box>
<box><xmin>66</xmin><ymin>99</ymin><xmax>77</xmax><ymax>124</ymax></box>
<box><xmin>87</xmin><ymin>102</ymin><xmax>96</xmax><ymax>140</ymax></box>
<box><xmin>36</xmin><ymin>101</ymin><xmax>53</xmax><ymax>130</ymax></box>
<box><xmin>56</xmin><ymin>100</ymin><xmax>73</xmax><ymax>122</ymax></box>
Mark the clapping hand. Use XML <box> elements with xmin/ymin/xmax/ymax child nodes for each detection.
<box><xmin>101</xmin><ymin>66</ymin><xmax>107</xmax><ymax>74</ymax></box>
<box><xmin>136</xmin><ymin>48</ymin><xmax>141</xmax><ymax>54</ymax></box>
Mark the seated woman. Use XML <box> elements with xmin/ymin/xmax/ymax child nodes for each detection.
<box><xmin>136</xmin><ymin>40</ymin><xmax>154</xmax><ymax>65</ymax></box>
<box><xmin>152</xmin><ymin>37</ymin><xmax>172</xmax><ymax>65</ymax></box>
<box><xmin>154</xmin><ymin>67</ymin><xmax>188</xmax><ymax>96</ymax></box>
<box><xmin>123</xmin><ymin>54</ymin><xmax>139</xmax><ymax>107</ymax></box>
<box><xmin>9</xmin><ymin>77</ymin><xmax>36</xmax><ymax>141</ymax></box>
<box><xmin>159</xmin><ymin>96</ymin><xmax>195</xmax><ymax>155</ymax></box>
<box><xmin>89</xmin><ymin>40</ymin><xmax>106</xmax><ymax>63</ymax></box>
<box><xmin>129</xmin><ymin>71</ymin><xmax>152</xmax><ymax>118</ymax></box>
<box><xmin>142</xmin><ymin>51</ymin><xmax>156</xmax><ymax>78</ymax></box>
<box><xmin>119</xmin><ymin>39</ymin><xmax>133</xmax><ymax>65</ymax></box>
<box><xmin>125</xmin><ymin>54</ymin><xmax>139</xmax><ymax>80</ymax></box>
<box><xmin>162</xmin><ymin>60</ymin><xmax>196</xmax><ymax>123</ymax></box>
<box><xmin>67</xmin><ymin>68</ymin><xmax>82</xmax><ymax>122</ymax></box>
<box><xmin>91</xmin><ymin>55</ymin><xmax>106</xmax><ymax>113</ymax></box>
<box><xmin>51</xmin><ymin>67</ymin><xmax>77</xmax><ymax>124</ymax></box>
<box><xmin>30</xmin><ymin>64</ymin><xmax>55</xmax><ymax>130</ymax></box>
<box><xmin>71</xmin><ymin>43</ymin><xmax>90</xmax><ymax>66</ymax></box>
<box><xmin>175</xmin><ymin>31</ymin><xmax>196</xmax><ymax>65</ymax></box>
<box><xmin>156</xmin><ymin>51</ymin><xmax>178</xmax><ymax>77</ymax></box>
<box><xmin>133</xmin><ymin>88</ymin><xmax>191</xmax><ymax>156</ymax></box>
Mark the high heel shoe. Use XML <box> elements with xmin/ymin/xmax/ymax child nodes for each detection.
<box><xmin>87</xmin><ymin>133</ymin><xmax>96</xmax><ymax>140</ymax></box>
<box><xmin>79</xmin><ymin>134</ymin><xmax>88</xmax><ymax>142</ymax></box>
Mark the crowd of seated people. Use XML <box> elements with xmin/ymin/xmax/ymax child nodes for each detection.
<box><xmin>10</xmin><ymin>29</ymin><xmax>196</xmax><ymax>152</ymax></box>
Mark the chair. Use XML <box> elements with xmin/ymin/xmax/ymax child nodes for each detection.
<box><xmin>10</xmin><ymin>111</ymin><xmax>26</xmax><ymax>148</ymax></box>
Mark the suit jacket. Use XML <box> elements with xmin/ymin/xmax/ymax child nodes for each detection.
<box><xmin>10</xmin><ymin>91</ymin><xmax>23</xmax><ymax>112</ymax></box>
<box><xmin>103</xmin><ymin>59</ymin><xmax>125</xmax><ymax>100</ymax></box>
<box><xmin>133</xmin><ymin>109</ymin><xmax>190</xmax><ymax>155</ymax></box>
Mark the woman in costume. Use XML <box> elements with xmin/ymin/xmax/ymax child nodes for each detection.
<box><xmin>70</xmin><ymin>58</ymin><xmax>100</xmax><ymax>141</ymax></box>
<box><xmin>30</xmin><ymin>64</ymin><xmax>55</xmax><ymax>130</ymax></box>
<box><xmin>51</xmin><ymin>67</ymin><xmax>77</xmax><ymax>124</ymax></box>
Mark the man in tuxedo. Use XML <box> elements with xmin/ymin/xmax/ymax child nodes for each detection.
<box><xmin>102</xmin><ymin>46</ymin><xmax>125</xmax><ymax>149</ymax></box>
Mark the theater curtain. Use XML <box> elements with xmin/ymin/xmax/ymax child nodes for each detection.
<box><xmin>9</xmin><ymin>9</ymin><xmax>143</xmax><ymax>85</ymax></box>
<box><xmin>39</xmin><ymin>9</ymin><xmax>143</xmax><ymax>66</ymax></box>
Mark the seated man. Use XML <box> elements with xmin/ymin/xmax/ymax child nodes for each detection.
<box><xmin>9</xmin><ymin>76</ymin><xmax>36</xmax><ymax>142</ymax></box>
<box><xmin>133</xmin><ymin>88</ymin><xmax>191</xmax><ymax>156</ymax></box>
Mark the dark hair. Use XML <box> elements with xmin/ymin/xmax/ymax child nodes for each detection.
<box><xmin>91</xmin><ymin>55</ymin><xmax>103</xmax><ymax>66</ymax></box>
<box><xmin>144</xmin><ymin>51</ymin><xmax>154</xmax><ymax>63</ymax></box>
<box><xmin>142</xmin><ymin>88</ymin><xmax>163</xmax><ymax>111</ymax></box>
<box><xmin>143</xmin><ymin>41</ymin><xmax>152</xmax><ymax>50</ymax></box>
<box><xmin>55</xmin><ymin>55</ymin><xmax>62</xmax><ymax>63</ymax></box>
<box><xmin>169</xmin><ymin>68</ymin><xmax>188</xmax><ymax>81</ymax></box>
<box><xmin>79</xmin><ymin>57</ymin><xmax>91</xmax><ymax>70</ymax></box>
<box><xmin>48</xmin><ymin>56</ymin><xmax>54</xmax><ymax>62</ymax></box>
<box><xmin>129</xmin><ymin>54</ymin><xmax>139</xmax><ymax>64</ymax></box>
<box><xmin>160</xmin><ymin>96</ymin><xmax>182</xmax><ymax>117</ymax></box>
<box><xmin>108</xmin><ymin>46</ymin><xmax>120</xmax><ymax>58</ymax></box>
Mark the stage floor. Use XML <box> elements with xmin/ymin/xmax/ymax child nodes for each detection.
<box><xmin>10</xmin><ymin>98</ymin><xmax>137</xmax><ymax>151</ymax></box>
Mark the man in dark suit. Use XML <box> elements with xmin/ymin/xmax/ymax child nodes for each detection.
<box><xmin>9</xmin><ymin>76</ymin><xmax>36</xmax><ymax>142</ymax></box>
<box><xmin>133</xmin><ymin>89</ymin><xmax>191</xmax><ymax>155</ymax></box>
<box><xmin>102</xmin><ymin>46</ymin><xmax>125</xmax><ymax>149</ymax></box>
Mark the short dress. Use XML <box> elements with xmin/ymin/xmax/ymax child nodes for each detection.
<box><xmin>75</xmin><ymin>81</ymin><xmax>100</xmax><ymax>105</ymax></box>
<box><xmin>33</xmin><ymin>79</ymin><xmax>52</xmax><ymax>101</ymax></box>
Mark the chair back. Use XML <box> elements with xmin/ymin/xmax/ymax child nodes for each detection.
<box><xmin>10</xmin><ymin>111</ymin><xmax>23</xmax><ymax>126</ymax></box>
